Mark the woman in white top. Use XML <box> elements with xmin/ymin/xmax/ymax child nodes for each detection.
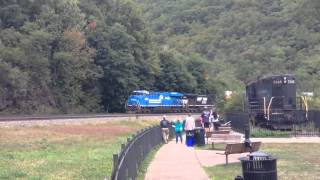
<box><xmin>184</xmin><ymin>114</ymin><xmax>195</xmax><ymax>133</ymax></box>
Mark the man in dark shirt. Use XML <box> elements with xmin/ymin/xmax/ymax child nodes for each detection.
<box><xmin>201</xmin><ymin>108</ymin><xmax>210</xmax><ymax>128</ymax></box>
<box><xmin>160</xmin><ymin>115</ymin><xmax>170</xmax><ymax>143</ymax></box>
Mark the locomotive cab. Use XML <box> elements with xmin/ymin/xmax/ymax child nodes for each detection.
<box><xmin>126</xmin><ymin>90</ymin><xmax>150</xmax><ymax>112</ymax></box>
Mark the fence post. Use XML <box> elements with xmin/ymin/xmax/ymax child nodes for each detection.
<box><xmin>113</xmin><ymin>154</ymin><xmax>118</xmax><ymax>174</ymax></box>
<box><xmin>113</xmin><ymin>154</ymin><xmax>118</xmax><ymax>167</ymax></box>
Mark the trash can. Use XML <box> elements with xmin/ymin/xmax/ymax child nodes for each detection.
<box><xmin>194</xmin><ymin>128</ymin><xmax>205</xmax><ymax>146</ymax></box>
<box><xmin>186</xmin><ymin>131</ymin><xmax>194</xmax><ymax>147</ymax></box>
<box><xmin>239</xmin><ymin>151</ymin><xmax>277</xmax><ymax>180</ymax></box>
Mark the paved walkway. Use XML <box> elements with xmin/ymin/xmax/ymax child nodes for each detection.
<box><xmin>145</xmin><ymin>140</ymin><xmax>209</xmax><ymax>180</ymax></box>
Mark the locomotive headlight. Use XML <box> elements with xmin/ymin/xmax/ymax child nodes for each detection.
<box><xmin>283</xmin><ymin>76</ymin><xmax>287</xmax><ymax>84</ymax></box>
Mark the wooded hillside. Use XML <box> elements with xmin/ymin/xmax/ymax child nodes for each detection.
<box><xmin>1</xmin><ymin>0</ymin><xmax>320</xmax><ymax>114</ymax></box>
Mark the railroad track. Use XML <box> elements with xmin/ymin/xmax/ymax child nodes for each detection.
<box><xmin>0</xmin><ymin>113</ymin><xmax>194</xmax><ymax>122</ymax></box>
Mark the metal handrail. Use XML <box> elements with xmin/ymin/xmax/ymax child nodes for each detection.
<box><xmin>112</xmin><ymin>127</ymin><xmax>154</xmax><ymax>180</ymax></box>
<box><xmin>263</xmin><ymin>97</ymin><xmax>266</xmax><ymax>118</ymax></box>
<box><xmin>111</xmin><ymin>125</ymin><xmax>170</xmax><ymax>180</ymax></box>
<box><xmin>267</xmin><ymin>97</ymin><xmax>275</xmax><ymax>121</ymax></box>
<box><xmin>300</xmin><ymin>96</ymin><xmax>309</xmax><ymax>120</ymax></box>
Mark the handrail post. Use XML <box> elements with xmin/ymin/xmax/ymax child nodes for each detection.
<box><xmin>113</xmin><ymin>154</ymin><xmax>118</xmax><ymax>169</ymax></box>
<box><xmin>121</xmin><ymin>144</ymin><xmax>125</xmax><ymax>151</ymax></box>
<box><xmin>111</xmin><ymin>154</ymin><xmax>118</xmax><ymax>180</ymax></box>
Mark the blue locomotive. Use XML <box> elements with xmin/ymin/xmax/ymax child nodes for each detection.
<box><xmin>126</xmin><ymin>90</ymin><xmax>215</xmax><ymax>113</ymax></box>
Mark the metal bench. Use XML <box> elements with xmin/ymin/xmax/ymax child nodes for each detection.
<box><xmin>217</xmin><ymin>142</ymin><xmax>262</xmax><ymax>165</ymax></box>
<box><xmin>210</xmin><ymin>134</ymin><xmax>242</xmax><ymax>149</ymax></box>
<box><xmin>206</xmin><ymin>129</ymin><xmax>241</xmax><ymax>145</ymax></box>
<box><xmin>205</xmin><ymin>128</ymin><xmax>231</xmax><ymax>143</ymax></box>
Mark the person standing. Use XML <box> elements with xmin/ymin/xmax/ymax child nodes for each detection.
<box><xmin>195</xmin><ymin>116</ymin><xmax>204</xmax><ymax>128</ymax></box>
<box><xmin>184</xmin><ymin>114</ymin><xmax>195</xmax><ymax>146</ymax></box>
<box><xmin>172</xmin><ymin>118</ymin><xmax>183</xmax><ymax>143</ymax></box>
<box><xmin>212</xmin><ymin>111</ymin><xmax>220</xmax><ymax>131</ymax></box>
<box><xmin>160</xmin><ymin>115</ymin><xmax>170</xmax><ymax>143</ymax></box>
<box><xmin>209</xmin><ymin>110</ymin><xmax>214</xmax><ymax>131</ymax></box>
<box><xmin>201</xmin><ymin>108</ymin><xmax>211</xmax><ymax>129</ymax></box>
<box><xmin>184</xmin><ymin>114</ymin><xmax>195</xmax><ymax>133</ymax></box>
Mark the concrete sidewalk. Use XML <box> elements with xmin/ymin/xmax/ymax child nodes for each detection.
<box><xmin>145</xmin><ymin>136</ymin><xmax>320</xmax><ymax>180</ymax></box>
<box><xmin>145</xmin><ymin>140</ymin><xmax>209</xmax><ymax>180</ymax></box>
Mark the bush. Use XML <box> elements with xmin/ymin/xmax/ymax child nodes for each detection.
<box><xmin>251</xmin><ymin>128</ymin><xmax>291</xmax><ymax>138</ymax></box>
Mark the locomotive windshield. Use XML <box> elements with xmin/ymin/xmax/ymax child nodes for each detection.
<box><xmin>132</xmin><ymin>90</ymin><xmax>149</xmax><ymax>96</ymax></box>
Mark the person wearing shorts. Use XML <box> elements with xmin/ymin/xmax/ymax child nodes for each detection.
<box><xmin>201</xmin><ymin>109</ymin><xmax>211</xmax><ymax>129</ymax></box>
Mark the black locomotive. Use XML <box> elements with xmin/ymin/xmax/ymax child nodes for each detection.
<box><xmin>246</xmin><ymin>74</ymin><xmax>308</xmax><ymax>129</ymax></box>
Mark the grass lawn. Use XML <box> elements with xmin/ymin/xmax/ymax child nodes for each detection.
<box><xmin>0</xmin><ymin>119</ymin><xmax>157</xmax><ymax>180</ymax></box>
<box><xmin>204</xmin><ymin>143</ymin><xmax>320</xmax><ymax>180</ymax></box>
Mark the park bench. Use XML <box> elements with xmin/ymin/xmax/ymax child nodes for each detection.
<box><xmin>217</xmin><ymin>142</ymin><xmax>262</xmax><ymax>165</ymax></box>
<box><xmin>205</xmin><ymin>124</ymin><xmax>241</xmax><ymax>145</ymax></box>
<box><xmin>205</xmin><ymin>130</ymin><xmax>229</xmax><ymax>142</ymax></box>
<box><xmin>205</xmin><ymin>123</ymin><xmax>231</xmax><ymax>138</ymax></box>
<box><xmin>210</xmin><ymin>134</ymin><xmax>242</xmax><ymax>148</ymax></box>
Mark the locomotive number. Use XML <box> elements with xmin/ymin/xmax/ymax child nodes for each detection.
<box><xmin>273</xmin><ymin>80</ymin><xmax>282</xmax><ymax>84</ymax></box>
<box><xmin>287</xmin><ymin>79</ymin><xmax>295</xmax><ymax>84</ymax></box>
<box><xmin>197</xmin><ymin>97</ymin><xmax>208</xmax><ymax>104</ymax></box>
<box><xmin>273</xmin><ymin>79</ymin><xmax>294</xmax><ymax>84</ymax></box>
<box><xmin>202</xmin><ymin>97</ymin><xmax>208</xmax><ymax>104</ymax></box>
